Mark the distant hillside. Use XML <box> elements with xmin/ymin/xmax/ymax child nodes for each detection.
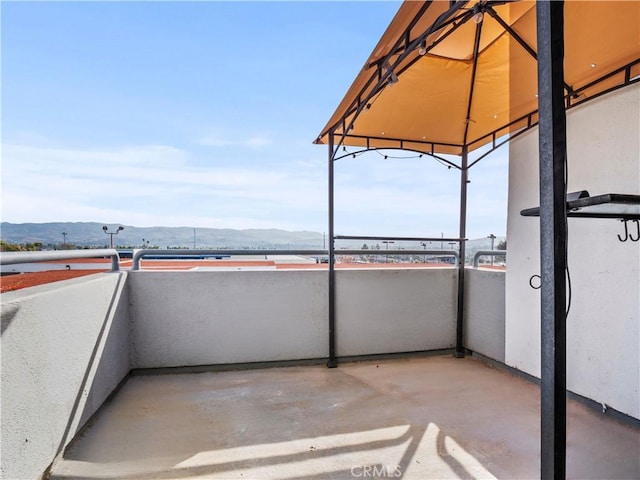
<box><xmin>0</xmin><ymin>222</ymin><xmax>325</xmax><ymax>249</ymax></box>
<box><xmin>1</xmin><ymin>222</ymin><xmax>504</xmax><ymax>256</ymax></box>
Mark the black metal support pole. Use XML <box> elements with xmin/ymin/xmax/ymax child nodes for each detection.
<box><xmin>455</xmin><ymin>146</ymin><xmax>468</xmax><ymax>358</ymax></box>
<box><xmin>536</xmin><ymin>2</ymin><xmax>567</xmax><ymax>478</ymax></box>
<box><xmin>327</xmin><ymin>130</ymin><xmax>338</xmax><ymax>368</ymax></box>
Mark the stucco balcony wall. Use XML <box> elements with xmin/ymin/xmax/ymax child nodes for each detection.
<box><xmin>16</xmin><ymin>263</ymin><xmax>634</xmax><ymax>480</ymax></box>
<box><xmin>464</xmin><ymin>268</ymin><xmax>506</xmax><ymax>363</ymax></box>
<box><xmin>1</xmin><ymin>272</ymin><xmax>130</xmax><ymax>480</ymax></box>
<box><xmin>128</xmin><ymin>267</ymin><xmax>459</xmax><ymax>369</ymax></box>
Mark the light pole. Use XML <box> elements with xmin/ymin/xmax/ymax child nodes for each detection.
<box><xmin>382</xmin><ymin>240</ymin><xmax>394</xmax><ymax>263</ymax></box>
<box><xmin>488</xmin><ymin>233</ymin><xmax>496</xmax><ymax>265</ymax></box>
<box><xmin>102</xmin><ymin>225</ymin><xmax>124</xmax><ymax>249</ymax></box>
<box><xmin>420</xmin><ymin>241</ymin><xmax>428</xmax><ymax>263</ymax></box>
<box><xmin>61</xmin><ymin>231</ymin><xmax>68</xmax><ymax>249</ymax></box>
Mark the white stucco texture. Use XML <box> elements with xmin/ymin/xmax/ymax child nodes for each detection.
<box><xmin>506</xmin><ymin>84</ymin><xmax>640</xmax><ymax>418</ymax></box>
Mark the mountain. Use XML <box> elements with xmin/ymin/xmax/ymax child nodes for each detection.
<box><xmin>0</xmin><ymin>222</ymin><xmax>325</xmax><ymax>249</ymax></box>
<box><xmin>1</xmin><ymin>222</ymin><xmax>504</xmax><ymax>255</ymax></box>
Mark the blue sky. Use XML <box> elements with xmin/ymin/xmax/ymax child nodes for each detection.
<box><xmin>2</xmin><ymin>1</ymin><xmax>508</xmax><ymax>239</ymax></box>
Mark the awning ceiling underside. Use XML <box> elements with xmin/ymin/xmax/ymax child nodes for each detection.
<box><xmin>316</xmin><ymin>0</ymin><xmax>640</xmax><ymax>157</ymax></box>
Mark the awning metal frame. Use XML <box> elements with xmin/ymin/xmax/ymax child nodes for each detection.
<box><xmin>322</xmin><ymin>2</ymin><xmax>638</xmax><ymax>477</ymax></box>
<box><xmin>317</xmin><ymin>1</ymin><xmax>470</xmax><ymax>153</ymax></box>
<box><xmin>317</xmin><ymin>0</ymin><xmax>640</xmax><ymax>161</ymax></box>
<box><xmin>333</xmin><ymin>146</ymin><xmax>462</xmax><ymax>170</ymax></box>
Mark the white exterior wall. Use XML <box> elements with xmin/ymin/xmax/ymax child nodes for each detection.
<box><xmin>336</xmin><ymin>268</ymin><xmax>457</xmax><ymax>356</ymax></box>
<box><xmin>506</xmin><ymin>84</ymin><xmax>640</xmax><ymax>418</ymax></box>
<box><xmin>129</xmin><ymin>270</ymin><xmax>330</xmax><ymax>368</ymax></box>
<box><xmin>464</xmin><ymin>268</ymin><xmax>506</xmax><ymax>362</ymax></box>
<box><xmin>129</xmin><ymin>268</ymin><xmax>458</xmax><ymax>368</ymax></box>
<box><xmin>0</xmin><ymin>273</ymin><xmax>130</xmax><ymax>480</ymax></box>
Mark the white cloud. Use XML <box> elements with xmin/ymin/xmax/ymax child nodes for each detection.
<box><xmin>1</xmin><ymin>142</ymin><xmax>507</xmax><ymax>237</ymax></box>
<box><xmin>1</xmin><ymin>143</ymin><xmax>326</xmax><ymax>230</ymax></box>
<box><xmin>197</xmin><ymin>133</ymin><xmax>273</xmax><ymax>148</ymax></box>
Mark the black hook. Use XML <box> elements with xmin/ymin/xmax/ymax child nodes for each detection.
<box><xmin>529</xmin><ymin>274</ymin><xmax>541</xmax><ymax>290</ymax></box>
<box><xmin>629</xmin><ymin>219</ymin><xmax>640</xmax><ymax>242</ymax></box>
<box><xmin>618</xmin><ymin>220</ymin><xmax>629</xmax><ymax>242</ymax></box>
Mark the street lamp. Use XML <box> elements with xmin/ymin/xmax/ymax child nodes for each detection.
<box><xmin>487</xmin><ymin>233</ymin><xmax>496</xmax><ymax>265</ymax></box>
<box><xmin>420</xmin><ymin>241</ymin><xmax>428</xmax><ymax>263</ymax></box>
<box><xmin>382</xmin><ymin>240</ymin><xmax>395</xmax><ymax>263</ymax></box>
<box><xmin>102</xmin><ymin>225</ymin><xmax>124</xmax><ymax>249</ymax></box>
<box><xmin>61</xmin><ymin>231</ymin><xmax>68</xmax><ymax>249</ymax></box>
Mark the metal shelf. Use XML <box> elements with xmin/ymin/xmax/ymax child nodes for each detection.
<box><xmin>520</xmin><ymin>193</ymin><xmax>640</xmax><ymax>220</ymax></box>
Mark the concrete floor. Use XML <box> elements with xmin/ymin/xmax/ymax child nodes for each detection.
<box><xmin>50</xmin><ymin>356</ymin><xmax>639</xmax><ymax>480</ymax></box>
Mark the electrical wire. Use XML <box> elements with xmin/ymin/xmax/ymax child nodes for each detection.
<box><xmin>528</xmin><ymin>153</ymin><xmax>572</xmax><ymax>318</ymax></box>
<box><xmin>373</xmin><ymin>150</ymin><xmax>424</xmax><ymax>160</ymax></box>
<box><xmin>564</xmin><ymin>152</ymin><xmax>572</xmax><ymax>318</ymax></box>
<box><xmin>372</xmin><ymin>149</ymin><xmax>462</xmax><ymax>170</ymax></box>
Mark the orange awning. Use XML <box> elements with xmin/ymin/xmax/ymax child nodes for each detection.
<box><xmin>315</xmin><ymin>0</ymin><xmax>640</xmax><ymax>157</ymax></box>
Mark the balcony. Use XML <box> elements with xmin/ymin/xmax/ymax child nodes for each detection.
<box><xmin>1</xmin><ymin>255</ymin><xmax>638</xmax><ymax>479</ymax></box>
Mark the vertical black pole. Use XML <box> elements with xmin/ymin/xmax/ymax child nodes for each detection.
<box><xmin>455</xmin><ymin>146</ymin><xmax>468</xmax><ymax>358</ymax></box>
<box><xmin>536</xmin><ymin>2</ymin><xmax>567</xmax><ymax>478</ymax></box>
<box><xmin>327</xmin><ymin>130</ymin><xmax>338</xmax><ymax>368</ymax></box>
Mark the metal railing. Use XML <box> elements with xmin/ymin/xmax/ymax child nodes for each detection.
<box><xmin>0</xmin><ymin>249</ymin><xmax>120</xmax><ymax>271</ymax></box>
<box><xmin>0</xmin><ymin>247</ymin><xmax>462</xmax><ymax>273</ymax></box>
<box><xmin>131</xmin><ymin>248</ymin><xmax>460</xmax><ymax>270</ymax></box>
<box><xmin>473</xmin><ymin>250</ymin><xmax>507</xmax><ymax>268</ymax></box>
<box><xmin>334</xmin><ymin>249</ymin><xmax>459</xmax><ymax>266</ymax></box>
<box><xmin>131</xmin><ymin>249</ymin><xmax>326</xmax><ymax>271</ymax></box>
